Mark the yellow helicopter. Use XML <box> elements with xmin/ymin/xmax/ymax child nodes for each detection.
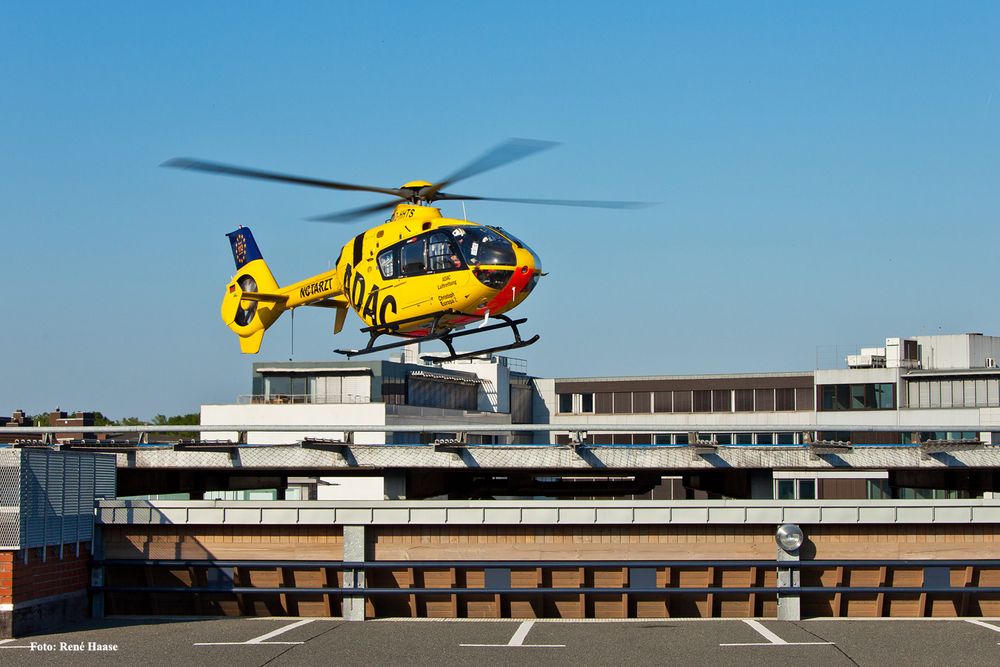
<box><xmin>164</xmin><ymin>139</ymin><xmax>644</xmax><ymax>362</ymax></box>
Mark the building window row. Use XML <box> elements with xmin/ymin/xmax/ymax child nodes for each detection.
<box><xmin>906</xmin><ymin>377</ymin><xmax>1000</xmax><ymax>409</ymax></box>
<box><xmin>818</xmin><ymin>383</ymin><xmax>895</xmax><ymax>411</ymax></box>
<box><xmin>556</xmin><ymin>388</ymin><xmax>810</xmax><ymax>415</ymax></box>
<box><xmin>555</xmin><ymin>432</ymin><xmax>800</xmax><ymax>446</ymax></box>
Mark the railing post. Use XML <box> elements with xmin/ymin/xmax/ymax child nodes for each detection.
<box><xmin>343</xmin><ymin>525</ymin><xmax>367</xmax><ymax>621</ymax></box>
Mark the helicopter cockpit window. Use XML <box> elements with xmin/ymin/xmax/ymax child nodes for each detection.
<box><xmin>377</xmin><ymin>249</ymin><xmax>396</xmax><ymax>279</ymax></box>
<box><xmin>400</xmin><ymin>239</ymin><xmax>426</xmax><ymax>276</ymax></box>
<box><xmin>455</xmin><ymin>227</ymin><xmax>516</xmax><ymax>266</ymax></box>
<box><xmin>427</xmin><ymin>232</ymin><xmax>463</xmax><ymax>272</ymax></box>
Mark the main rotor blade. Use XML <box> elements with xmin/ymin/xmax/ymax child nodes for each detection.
<box><xmin>307</xmin><ymin>199</ymin><xmax>400</xmax><ymax>223</ymax></box>
<box><xmin>162</xmin><ymin>158</ymin><xmax>407</xmax><ymax>198</ymax></box>
<box><xmin>421</xmin><ymin>138</ymin><xmax>559</xmax><ymax>200</ymax></box>
<box><xmin>435</xmin><ymin>193</ymin><xmax>655</xmax><ymax>209</ymax></box>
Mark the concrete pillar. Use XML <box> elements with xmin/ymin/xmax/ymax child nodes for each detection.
<box><xmin>342</xmin><ymin>525</ymin><xmax>368</xmax><ymax>621</ymax></box>
<box><xmin>776</xmin><ymin>540</ymin><xmax>800</xmax><ymax>621</ymax></box>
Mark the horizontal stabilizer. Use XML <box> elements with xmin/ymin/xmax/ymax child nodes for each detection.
<box><xmin>239</xmin><ymin>291</ymin><xmax>289</xmax><ymax>304</ymax></box>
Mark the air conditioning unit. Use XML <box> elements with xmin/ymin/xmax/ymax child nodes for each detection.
<box><xmin>987</xmin><ymin>357</ymin><xmax>996</xmax><ymax>369</ymax></box>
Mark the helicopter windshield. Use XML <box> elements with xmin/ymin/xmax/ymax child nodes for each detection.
<box><xmin>451</xmin><ymin>226</ymin><xmax>516</xmax><ymax>266</ymax></box>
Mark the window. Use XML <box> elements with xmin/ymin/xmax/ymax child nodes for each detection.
<box><xmin>401</xmin><ymin>239</ymin><xmax>426</xmax><ymax>275</ymax></box>
<box><xmin>757</xmin><ymin>432</ymin><xmax>774</xmax><ymax>445</ymax></box>
<box><xmin>867</xmin><ymin>480</ymin><xmax>890</xmax><ymax>499</ymax></box>
<box><xmin>712</xmin><ymin>389</ymin><xmax>731</xmax><ymax>412</ymax></box>
<box><xmin>581</xmin><ymin>393</ymin><xmax>594</xmax><ymax>413</ymax></box>
<box><xmin>633</xmin><ymin>391</ymin><xmax>651</xmax><ymax>413</ymax></box>
<box><xmin>673</xmin><ymin>391</ymin><xmax>692</xmax><ymax>412</ymax></box>
<box><xmin>377</xmin><ymin>249</ymin><xmax>396</xmax><ymax>279</ymax></box>
<box><xmin>653</xmin><ymin>391</ymin><xmax>672</xmax><ymax>413</ymax></box>
<box><xmin>775</xmin><ymin>478</ymin><xmax>816</xmax><ymax>500</ymax></box>
<box><xmin>614</xmin><ymin>392</ymin><xmax>633</xmax><ymax>414</ymax></box>
<box><xmin>427</xmin><ymin>232</ymin><xmax>462</xmax><ymax>273</ymax></box>
<box><xmin>755</xmin><ymin>388</ymin><xmax>775</xmax><ymax>411</ymax></box>
<box><xmin>775</xmin><ymin>388</ymin><xmax>795</xmax><ymax>411</ymax></box>
<box><xmin>558</xmin><ymin>393</ymin><xmax>573</xmax><ymax>413</ymax></box>
<box><xmin>818</xmin><ymin>383</ymin><xmax>895</xmax><ymax>411</ymax></box>
<box><xmin>796</xmin><ymin>386</ymin><xmax>814</xmax><ymax>410</ymax></box>
<box><xmin>734</xmin><ymin>389</ymin><xmax>754</xmax><ymax>412</ymax></box>
<box><xmin>735</xmin><ymin>433</ymin><xmax>753</xmax><ymax>445</ymax></box>
<box><xmin>874</xmin><ymin>383</ymin><xmax>895</xmax><ymax>409</ymax></box>
<box><xmin>692</xmin><ymin>390</ymin><xmax>712</xmax><ymax>413</ymax></box>
<box><xmin>455</xmin><ymin>226</ymin><xmax>516</xmax><ymax>266</ymax></box>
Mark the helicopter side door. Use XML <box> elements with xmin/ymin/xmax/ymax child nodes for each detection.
<box><xmin>378</xmin><ymin>230</ymin><xmax>469</xmax><ymax>319</ymax></box>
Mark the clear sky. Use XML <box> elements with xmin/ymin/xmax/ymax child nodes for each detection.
<box><xmin>1</xmin><ymin>2</ymin><xmax>998</xmax><ymax>419</ymax></box>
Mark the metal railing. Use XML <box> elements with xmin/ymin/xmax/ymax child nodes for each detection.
<box><xmin>93</xmin><ymin>557</ymin><xmax>1000</xmax><ymax>597</ymax></box>
<box><xmin>1</xmin><ymin>423</ymin><xmax>994</xmax><ymax>435</ymax></box>
<box><xmin>236</xmin><ymin>393</ymin><xmax>371</xmax><ymax>405</ymax></box>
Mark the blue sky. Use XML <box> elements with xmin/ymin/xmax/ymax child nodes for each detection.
<box><xmin>1</xmin><ymin>2</ymin><xmax>998</xmax><ymax>418</ymax></box>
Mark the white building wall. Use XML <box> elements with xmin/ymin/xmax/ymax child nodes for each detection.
<box><xmin>969</xmin><ymin>336</ymin><xmax>1000</xmax><ymax>368</ymax></box>
<box><xmin>200</xmin><ymin>403</ymin><xmax>388</xmax><ymax>444</ymax></box>
<box><xmin>438</xmin><ymin>357</ymin><xmax>511</xmax><ymax>413</ymax></box>
<box><xmin>814</xmin><ymin>367</ymin><xmax>901</xmax><ymax>386</ymax></box>
<box><xmin>916</xmin><ymin>334</ymin><xmax>971</xmax><ymax>369</ymax></box>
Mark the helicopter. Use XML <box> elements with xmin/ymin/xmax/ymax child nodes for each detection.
<box><xmin>164</xmin><ymin>139</ymin><xmax>645</xmax><ymax>362</ymax></box>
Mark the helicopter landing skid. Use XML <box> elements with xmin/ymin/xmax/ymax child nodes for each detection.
<box><xmin>334</xmin><ymin>310</ymin><xmax>539</xmax><ymax>362</ymax></box>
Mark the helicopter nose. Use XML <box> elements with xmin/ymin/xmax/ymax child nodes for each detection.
<box><xmin>511</xmin><ymin>246</ymin><xmax>541</xmax><ymax>300</ymax></box>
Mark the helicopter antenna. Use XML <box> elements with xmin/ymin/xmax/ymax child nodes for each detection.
<box><xmin>461</xmin><ymin>201</ymin><xmax>468</xmax><ymax>221</ymax></box>
<box><xmin>289</xmin><ymin>309</ymin><xmax>295</xmax><ymax>361</ymax></box>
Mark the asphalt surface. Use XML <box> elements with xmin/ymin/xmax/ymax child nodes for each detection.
<box><xmin>2</xmin><ymin>617</ymin><xmax>1000</xmax><ymax>666</ymax></box>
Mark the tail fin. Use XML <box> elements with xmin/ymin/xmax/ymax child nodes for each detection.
<box><xmin>220</xmin><ymin>227</ymin><xmax>286</xmax><ymax>353</ymax></box>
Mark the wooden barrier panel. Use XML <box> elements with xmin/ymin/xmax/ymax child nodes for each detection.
<box><xmin>98</xmin><ymin>522</ymin><xmax>1000</xmax><ymax>618</ymax></box>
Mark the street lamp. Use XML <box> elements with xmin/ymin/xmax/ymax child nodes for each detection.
<box><xmin>776</xmin><ymin>523</ymin><xmax>804</xmax><ymax>552</ymax></box>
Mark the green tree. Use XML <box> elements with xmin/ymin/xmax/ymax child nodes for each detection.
<box><xmin>28</xmin><ymin>413</ymin><xmax>51</xmax><ymax>427</ymax></box>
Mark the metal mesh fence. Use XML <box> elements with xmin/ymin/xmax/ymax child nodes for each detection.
<box><xmin>0</xmin><ymin>450</ymin><xmax>20</xmax><ymax>548</ymax></box>
<box><xmin>0</xmin><ymin>449</ymin><xmax>116</xmax><ymax>550</ymax></box>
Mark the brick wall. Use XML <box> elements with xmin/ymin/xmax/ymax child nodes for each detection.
<box><xmin>5</xmin><ymin>545</ymin><xmax>90</xmax><ymax>605</ymax></box>
<box><xmin>0</xmin><ymin>551</ymin><xmax>13</xmax><ymax>606</ymax></box>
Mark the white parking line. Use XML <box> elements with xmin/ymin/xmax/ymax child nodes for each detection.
<box><xmin>721</xmin><ymin>619</ymin><xmax>834</xmax><ymax>647</ymax></box>
<box><xmin>965</xmin><ymin>618</ymin><xmax>1000</xmax><ymax>644</ymax></box>
<box><xmin>966</xmin><ymin>619</ymin><xmax>1000</xmax><ymax>634</ymax></box>
<box><xmin>195</xmin><ymin>618</ymin><xmax>317</xmax><ymax>646</ymax></box>
<box><xmin>461</xmin><ymin>620</ymin><xmax>565</xmax><ymax>648</ymax></box>
<box><xmin>0</xmin><ymin>640</ymin><xmax>15</xmax><ymax>645</ymax></box>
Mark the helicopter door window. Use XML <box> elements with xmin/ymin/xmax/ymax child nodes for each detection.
<box><xmin>427</xmin><ymin>232</ymin><xmax>462</xmax><ymax>273</ymax></box>
<box><xmin>377</xmin><ymin>249</ymin><xmax>396</xmax><ymax>279</ymax></box>
<box><xmin>401</xmin><ymin>239</ymin><xmax>427</xmax><ymax>276</ymax></box>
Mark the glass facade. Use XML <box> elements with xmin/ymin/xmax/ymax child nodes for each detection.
<box><xmin>819</xmin><ymin>383</ymin><xmax>895</xmax><ymax>411</ymax></box>
<box><xmin>555</xmin><ymin>385</ymin><xmax>807</xmax><ymax>415</ymax></box>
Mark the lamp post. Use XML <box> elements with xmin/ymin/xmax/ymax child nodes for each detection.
<box><xmin>776</xmin><ymin>523</ymin><xmax>804</xmax><ymax>621</ymax></box>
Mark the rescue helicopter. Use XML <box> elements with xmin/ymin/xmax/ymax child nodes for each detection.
<box><xmin>163</xmin><ymin>139</ymin><xmax>645</xmax><ymax>362</ymax></box>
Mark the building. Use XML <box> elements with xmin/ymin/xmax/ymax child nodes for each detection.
<box><xmin>189</xmin><ymin>332</ymin><xmax>1000</xmax><ymax>502</ymax></box>
<box><xmin>539</xmin><ymin>334</ymin><xmax>1000</xmax><ymax>447</ymax></box>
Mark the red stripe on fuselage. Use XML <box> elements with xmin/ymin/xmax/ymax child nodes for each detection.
<box><xmin>481</xmin><ymin>266</ymin><xmax>533</xmax><ymax>315</ymax></box>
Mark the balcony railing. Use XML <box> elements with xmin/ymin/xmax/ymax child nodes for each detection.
<box><xmin>236</xmin><ymin>394</ymin><xmax>371</xmax><ymax>405</ymax></box>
